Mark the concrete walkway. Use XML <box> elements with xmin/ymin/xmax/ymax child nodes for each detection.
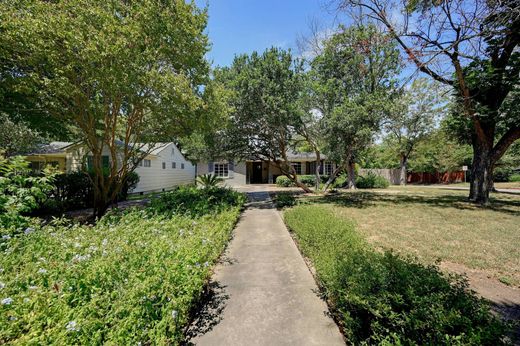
<box><xmin>188</xmin><ymin>188</ymin><xmax>344</xmax><ymax>345</ymax></box>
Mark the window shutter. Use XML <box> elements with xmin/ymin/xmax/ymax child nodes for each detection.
<box><xmin>228</xmin><ymin>161</ymin><xmax>234</xmax><ymax>178</ymax></box>
<box><xmin>208</xmin><ymin>161</ymin><xmax>214</xmax><ymax>173</ymax></box>
<box><xmin>319</xmin><ymin>161</ymin><xmax>324</xmax><ymax>175</ymax></box>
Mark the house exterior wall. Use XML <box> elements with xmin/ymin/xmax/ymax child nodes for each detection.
<box><xmin>132</xmin><ymin>143</ymin><xmax>195</xmax><ymax>193</ymax></box>
<box><xmin>26</xmin><ymin>143</ymin><xmax>195</xmax><ymax>194</ymax></box>
<box><xmin>197</xmin><ymin>160</ymin><xmax>247</xmax><ymax>187</ymax></box>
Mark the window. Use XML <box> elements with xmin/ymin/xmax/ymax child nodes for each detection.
<box><xmin>324</xmin><ymin>162</ymin><xmax>333</xmax><ymax>176</ymax></box>
<box><xmin>214</xmin><ymin>163</ymin><xmax>229</xmax><ymax>177</ymax></box>
<box><xmin>172</xmin><ymin>162</ymin><xmax>176</xmax><ymax>169</ymax></box>
<box><xmin>143</xmin><ymin>159</ymin><xmax>151</xmax><ymax>167</ymax></box>
<box><xmin>291</xmin><ymin>162</ymin><xmax>302</xmax><ymax>175</ymax></box>
<box><xmin>181</xmin><ymin>163</ymin><xmax>185</xmax><ymax>169</ymax></box>
<box><xmin>162</xmin><ymin>162</ymin><xmax>166</xmax><ymax>169</ymax></box>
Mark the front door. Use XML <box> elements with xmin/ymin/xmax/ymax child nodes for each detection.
<box><xmin>251</xmin><ymin>162</ymin><xmax>263</xmax><ymax>184</ymax></box>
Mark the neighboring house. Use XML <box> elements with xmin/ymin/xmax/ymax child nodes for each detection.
<box><xmin>197</xmin><ymin>151</ymin><xmax>337</xmax><ymax>187</ymax></box>
<box><xmin>25</xmin><ymin>142</ymin><xmax>195</xmax><ymax>194</ymax></box>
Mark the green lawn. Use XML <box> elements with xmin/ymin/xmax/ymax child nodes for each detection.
<box><xmin>302</xmin><ymin>187</ymin><xmax>520</xmax><ymax>287</ymax></box>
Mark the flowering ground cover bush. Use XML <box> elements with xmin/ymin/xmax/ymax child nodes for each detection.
<box><xmin>0</xmin><ymin>188</ymin><xmax>244</xmax><ymax>344</ymax></box>
<box><xmin>150</xmin><ymin>186</ymin><xmax>246</xmax><ymax>217</ymax></box>
<box><xmin>284</xmin><ymin>204</ymin><xmax>508</xmax><ymax>345</ymax></box>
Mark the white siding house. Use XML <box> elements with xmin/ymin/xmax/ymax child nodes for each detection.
<box><xmin>25</xmin><ymin>142</ymin><xmax>195</xmax><ymax>194</ymax></box>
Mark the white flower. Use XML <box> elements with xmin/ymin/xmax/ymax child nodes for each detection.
<box><xmin>66</xmin><ymin>320</ymin><xmax>80</xmax><ymax>332</ymax></box>
<box><xmin>102</xmin><ymin>238</ymin><xmax>108</xmax><ymax>246</ymax></box>
<box><xmin>1</xmin><ymin>297</ymin><xmax>13</xmax><ymax>305</ymax></box>
<box><xmin>195</xmin><ymin>262</ymin><xmax>200</xmax><ymax>268</ymax></box>
<box><xmin>201</xmin><ymin>239</ymin><xmax>208</xmax><ymax>245</ymax></box>
<box><xmin>204</xmin><ymin>262</ymin><xmax>209</xmax><ymax>267</ymax></box>
<box><xmin>2</xmin><ymin>235</ymin><xmax>11</xmax><ymax>240</ymax></box>
<box><xmin>74</xmin><ymin>242</ymin><xmax>81</xmax><ymax>248</ymax></box>
<box><xmin>24</xmin><ymin>227</ymin><xmax>35</xmax><ymax>235</ymax></box>
<box><xmin>29</xmin><ymin>285</ymin><xmax>38</xmax><ymax>290</ymax></box>
<box><xmin>171</xmin><ymin>310</ymin><xmax>178</xmax><ymax>319</ymax></box>
<box><xmin>0</xmin><ymin>282</ymin><xmax>5</xmax><ymax>289</ymax></box>
<box><xmin>37</xmin><ymin>268</ymin><xmax>47</xmax><ymax>274</ymax></box>
<box><xmin>9</xmin><ymin>316</ymin><xmax>17</xmax><ymax>321</ymax></box>
<box><xmin>72</xmin><ymin>254</ymin><xmax>90</xmax><ymax>262</ymax></box>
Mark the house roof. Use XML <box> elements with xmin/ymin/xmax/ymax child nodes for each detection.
<box><xmin>286</xmin><ymin>150</ymin><xmax>327</xmax><ymax>161</ymax></box>
<box><xmin>26</xmin><ymin>142</ymin><xmax>74</xmax><ymax>155</ymax></box>
<box><xmin>27</xmin><ymin>141</ymin><xmax>173</xmax><ymax>157</ymax></box>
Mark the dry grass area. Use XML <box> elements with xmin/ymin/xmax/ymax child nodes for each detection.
<box><xmin>305</xmin><ymin>187</ymin><xmax>520</xmax><ymax>287</ymax></box>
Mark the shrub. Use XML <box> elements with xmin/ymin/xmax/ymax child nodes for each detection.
<box><xmin>493</xmin><ymin>166</ymin><xmax>513</xmax><ymax>182</ymax></box>
<box><xmin>0</xmin><ymin>156</ymin><xmax>56</xmax><ymax>234</ymax></box>
<box><xmin>275</xmin><ymin>175</ymin><xmax>293</xmax><ymax>187</ymax></box>
<box><xmin>0</xmin><ymin>203</ymin><xmax>241</xmax><ymax>344</ymax></box>
<box><xmin>356</xmin><ymin>172</ymin><xmax>389</xmax><ymax>189</ymax></box>
<box><xmin>284</xmin><ymin>205</ymin><xmax>507</xmax><ymax>345</ymax></box>
<box><xmin>150</xmin><ymin>186</ymin><xmax>246</xmax><ymax>217</ymax></box>
<box><xmin>509</xmin><ymin>173</ymin><xmax>520</xmax><ymax>182</ymax></box>
<box><xmin>39</xmin><ymin>171</ymin><xmax>139</xmax><ymax>213</ymax></box>
<box><xmin>276</xmin><ymin>175</ymin><xmax>334</xmax><ymax>188</ymax></box>
<box><xmin>196</xmin><ymin>174</ymin><xmax>224</xmax><ymax>188</ymax></box>
<box><xmin>274</xmin><ymin>192</ymin><xmax>296</xmax><ymax>209</ymax></box>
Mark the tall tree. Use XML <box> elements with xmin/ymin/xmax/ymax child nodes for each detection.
<box><xmin>339</xmin><ymin>0</ymin><xmax>520</xmax><ymax>204</ymax></box>
<box><xmin>219</xmin><ymin>48</ymin><xmax>313</xmax><ymax>192</ymax></box>
<box><xmin>311</xmin><ymin>24</ymin><xmax>401</xmax><ymax>189</ymax></box>
<box><xmin>385</xmin><ymin>78</ymin><xmax>446</xmax><ymax>185</ymax></box>
<box><xmin>0</xmin><ymin>0</ymin><xmax>211</xmax><ymax>217</ymax></box>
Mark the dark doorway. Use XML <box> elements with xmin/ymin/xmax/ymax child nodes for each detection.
<box><xmin>251</xmin><ymin>162</ymin><xmax>263</xmax><ymax>183</ymax></box>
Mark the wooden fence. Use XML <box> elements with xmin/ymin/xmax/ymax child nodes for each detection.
<box><xmin>358</xmin><ymin>168</ymin><xmax>465</xmax><ymax>185</ymax></box>
<box><xmin>358</xmin><ymin>168</ymin><xmax>401</xmax><ymax>185</ymax></box>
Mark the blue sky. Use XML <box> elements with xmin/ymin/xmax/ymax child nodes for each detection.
<box><xmin>198</xmin><ymin>0</ymin><xmax>339</xmax><ymax>67</ymax></box>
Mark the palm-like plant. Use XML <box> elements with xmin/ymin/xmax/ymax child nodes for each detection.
<box><xmin>196</xmin><ymin>174</ymin><xmax>224</xmax><ymax>188</ymax></box>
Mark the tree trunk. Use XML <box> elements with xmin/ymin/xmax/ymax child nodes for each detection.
<box><xmin>315</xmin><ymin>151</ymin><xmax>321</xmax><ymax>191</ymax></box>
<box><xmin>346</xmin><ymin>159</ymin><xmax>356</xmax><ymax>189</ymax></box>
<box><xmin>468</xmin><ymin>136</ymin><xmax>495</xmax><ymax>205</ymax></box>
<box><xmin>323</xmin><ymin>164</ymin><xmax>343</xmax><ymax>191</ymax></box>
<box><xmin>399</xmin><ymin>153</ymin><xmax>407</xmax><ymax>186</ymax></box>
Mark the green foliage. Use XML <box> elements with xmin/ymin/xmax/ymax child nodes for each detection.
<box><xmin>37</xmin><ymin>171</ymin><xmax>139</xmax><ymax>214</ymax></box>
<box><xmin>509</xmin><ymin>174</ymin><xmax>520</xmax><ymax>182</ymax></box>
<box><xmin>0</xmin><ymin>198</ymin><xmax>242</xmax><ymax>344</ymax></box>
<box><xmin>284</xmin><ymin>205</ymin><xmax>508</xmax><ymax>345</ymax></box>
<box><xmin>311</xmin><ymin>24</ymin><xmax>401</xmax><ymax>171</ymax></box>
<box><xmin>356</xmin><ymin>173</ymin><xmax>389</xmax><ymax>189</ymax></box>
<box><xmin>196</xmin><ymin>174</ymin><xmax>224</xmax><ymax>189</ymax></box>
<box><xmin>274</xmin><ymin>192</ymin><xmax>297</xmax><ymax>209</ymax></box>
<box><xmin>0</xmin><ymin>113</ymin><xmax>45</xmax><ymax>157</ymax></box>
<box><xmin>150</xmin><ymin>186</ymin><xmax>245</xmax><ymax>218</ymax></box>
<box><xmin>0</xmin><ymin>0</ymin><xmax>212</xmax><ymax>216</ymax></box>
<box><xmin>217</xmin><ymin>48</ymin><xmax>307</xmax><ymax>173</ymax></box>
<box><xmin>275</xmin><ymin>175</ymin><xmax>293</xmax><ymax>187</ymax></box>
<box><xmin>0</xmin><ymin>156</ymin><xmax>55</xmax><ymax>233</ymax></box>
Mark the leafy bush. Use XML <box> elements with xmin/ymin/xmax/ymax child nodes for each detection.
<box><xmin>0</xmin><ymin>157</ymin><xmax>55</xmax><ymax>234</ymax></box>
<box><xmin>276</xmin><ymin>175</ymin><xmax>333</xmax><ymax>188</ymax></box>
<box><xmin>493</xmin><ymin>166</ymin><xmax>513</xmax><ymax>182</ymax></box>
<box><xmin>196</xmin><ymin>174</ymin><xmax>224</xmax><ymax>188</ymax></box>
<box><xmin>284</xmin><ymin>205</ymin><xmax>507</xmax><ymax>345</ymax></box>
<box><xmin>274</xmin><ymin>192</ymin><xmax>296</xmax><ymax>209</ymax></box>
<box><xmin>275</xmin><ymin>175</ymin><xmax>293</xmax><ymax>187</ymax></box>
<box><xmin>0</xmin><ymin>193</ymin><xmax>243</xmax><ymax>344</ymax></box>
<box><xmin>39</xmin><ymin>171</ymin><xmax>139</xmax><ymax>213</ymax></box>
<box><xmin>509</xmin><ymin>173</ymin><xmax>520</xmax><ymax>182</ymax></box>
<box><xmin>150</xmin><ymin>186</ymin><xmax>246</xmax><ymax>217</ymax></box>
<box><xmin>356</xmin><ymin>172</ymin><xmax>389</xmax><ymax>189</ymax></box>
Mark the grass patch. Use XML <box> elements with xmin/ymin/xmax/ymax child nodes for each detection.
<box><xmin>307</xmin><ymin>187</ymin><xmax>520</xmax><ymax>286</ymax></box>
<box><xmin>0</xmin><ymin>187</ymin><xmax>245</xmax><ymax>344</ymax></box>
<box><xmin>284</xmin><ymin>204</ymin><xmax>508</xmax><ymax>344</ymax></box>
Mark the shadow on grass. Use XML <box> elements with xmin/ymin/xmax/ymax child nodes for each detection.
<box><xmin>184</xmin><ymin>281</ymin><xmax>229</xmax><ymax>344</ymax></box>
<box><xmin>305</xmin><ymin>190</ymin><xmax>520</xmax><ymax>216</ymax></box>
<box><xmin>491</xmin><ymin>301</ymin><xmax>520</xmax><ymax>344</ymax></box>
